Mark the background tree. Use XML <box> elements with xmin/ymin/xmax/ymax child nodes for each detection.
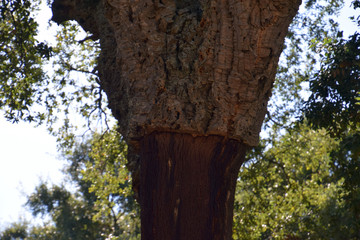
<box><xmin>0</xmin><ymin>222</ymin><xmax>30</xmax><ymax>240</ymax></box>
<box><xmin>0</xmin><ymin>129</ymin><xmax>140</xmax><ymax>240</ymax></box>
<box><xmin>0</xmin><ymin>0</ymin><xmax>52</xmax><ymax>122</ymax></box>
<box><xmin>233</xmin><ymin>124</ymin><xmax>353</xmax><ymax>239</ymax></box>
<box><xmin>303</xmin><ymin>3</ymin><xmax>360</xmax><ymax>235</ymax></box>
<box><xmin>26</xmin><ymin>129</ymin><xmax>140</xmax><ymax>240</ymax></box>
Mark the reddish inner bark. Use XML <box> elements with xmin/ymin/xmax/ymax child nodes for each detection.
<box><xmin>139</xmin><ymin>132</ymin><xmax>247</xmax><ymax>240</ymax></box>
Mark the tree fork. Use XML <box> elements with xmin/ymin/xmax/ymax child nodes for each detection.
<box><xmin>139</xmin><ymin>132</ymin><xmax>247</xmax><ymax>240</ymax></box>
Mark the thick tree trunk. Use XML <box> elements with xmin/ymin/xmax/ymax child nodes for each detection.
<box><xmin>140</xmin><ymin>132</ymin><xmax>247</xmax><ymax>240</ymax></box>
<box><xmin>51</xmin><ymin>0</ymin><xmax>302</xmax><ymax>239</ymax></box>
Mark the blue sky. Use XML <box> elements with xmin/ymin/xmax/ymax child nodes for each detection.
<box><xmin>0</xmin><ymin>0</ymin><xmax>358</xmax><ymax>231</ymax></box>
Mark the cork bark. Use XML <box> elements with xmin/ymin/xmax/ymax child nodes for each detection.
<box><xmin>51</xmin><ymin>0</ymin><xmax>301</xmax><ymax>239</ymax></box>
<box><xmin>103</xmin><ymin>0</ymin><xmax>302</xmax><ymax>147</ymax></box>
<box><xmin>52</xmin><ymin>0</ymin><xmax>301</xmax><ymax>146</ymax></box>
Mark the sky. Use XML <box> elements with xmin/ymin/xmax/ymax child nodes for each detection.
<box><xmin>0</xmin><ymin>118</ymin><xmax>63</xmax><ymax>228</ymax></box>
<box><xmin>0</xmin><ymin>0</ymin><xmax>358</xmax><ymax>232</ymax></box>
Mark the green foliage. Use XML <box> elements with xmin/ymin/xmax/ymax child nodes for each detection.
<box><xmin>301</xmin><ymin>6</ymin><xmax>360</xmax><ymax>235</ymax></box>
<box><xmin>0</xmin><ymin>0</ymin><xmax>52</xmax><ymax>122</ymax></box>
<box><xmin>233</xmin><ymin>124</ymin><xmax>355</xmax><ymax>239</ymax></box>
<box><xmin>83</xmin><ymin>130</ymin><xmax>136</xmax><ymax>239</ymax></box>
<box><xmin>27</xmin><ymin>182</ymin><xmax>108</xmax><ymax>240</ymax></box>
<box><xmin>0</xmin><ymin>221</ymin><xmax>57</xmax><ymax>240</ymax></box>
<box><xmin>82</xmin><ymin>129</ymin><xmax>140</xmax><ymax>239</ymax></box>
<box><xmin>266</xmin><ymin>0</ymin><xmax>344</xmax><ymax>133</ymax></box>
<box><xmin>46</xmin><ymin>21</ymin><xmax>106</xmax><ymax>135</ymax></box>
<box><xmin>1</xmin><ymin>1</ymin><xmax>109</xmax><ymax>147</ymax></box>
<box><xmin>21</xmin><ymin>128</ymin><xmax>140</xmax><ymax>240</ymax></box>
<box><xmin>0</xmin><ymin>221</ymin><xmax>28</xmax><ymax>240</ymax></box>
<box><xmin>328</xmin><ymin>130</ymin><xmax>360</xmax><ymax>235</ymax></box>
<box><xmin>37</xmin><ymin>20</ymin><xmax>111</xmax><ymax>150</ymax></box>
<box><xmin>304</xmin><ymin>33</ymin><xmax>360</xmax><ymax>137</ymax></box>
<box><xmin>350</xmin><ymin>0</ymin><xmax>360</xmax><ymax>25</ymax></box>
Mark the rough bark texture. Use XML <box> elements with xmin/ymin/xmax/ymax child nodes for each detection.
<box><xmin>52</xmin><ymin>0</ymin><xmax>301</xmax><ymax>146</ymax></box>
<box><xmin>51</xmin><ymin>0</ymin><xmax>301</xmax><ymax>239</ymax></box>
<box><xmin>105</xmin><ymin>0</ymin><xmax>302</xmax><ymax>147</ymax></box>
<box><xmin>140</xmin><ymin>132</ymin><xmax>247</xmax><ymax>240</ymax></box>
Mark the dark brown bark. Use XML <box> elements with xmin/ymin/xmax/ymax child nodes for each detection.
<box><xmin>140</xmin><ymin>132</ymin><xmax>247</xmax><ymax>240</ymax></box>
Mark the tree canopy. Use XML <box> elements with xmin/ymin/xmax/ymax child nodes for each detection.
<box><xmin>0</xmin><ymin>0</ymin><xmax>51</xmax><ymax>122</ymax></box>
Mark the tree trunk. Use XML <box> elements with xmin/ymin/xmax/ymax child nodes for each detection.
<box><xmin>51</xmin><ymin>0</ymin><xmax>302</xmax><ymax>239</ymax></box>
<box><xmin>140</xmin><ymin>132</ymin><xmax>247</xmax><ymax>240</ymax></box>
